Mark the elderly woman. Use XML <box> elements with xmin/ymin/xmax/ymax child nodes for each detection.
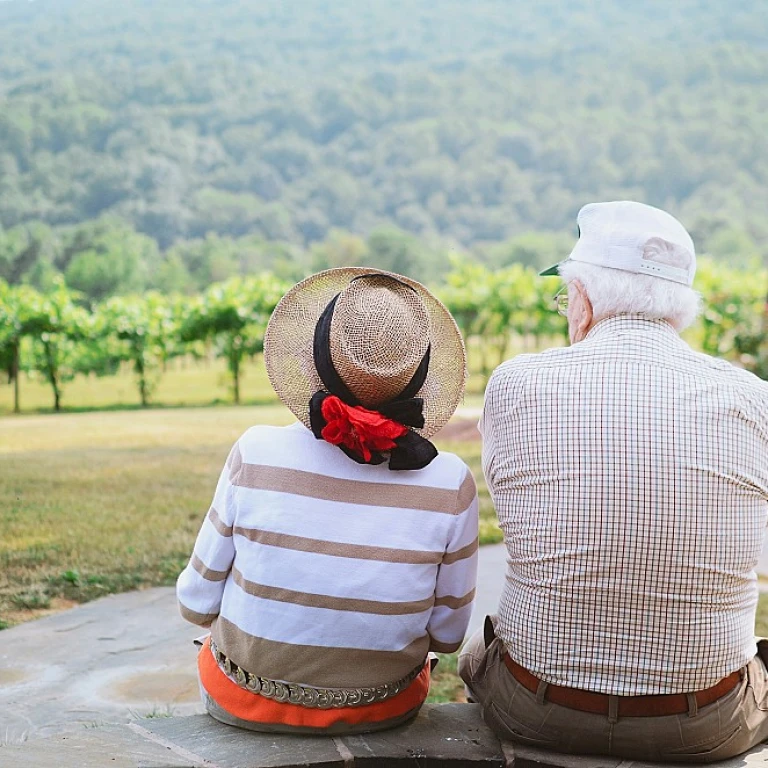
<box><xmin>177</xmin><ymin>268</ymin><xmax>478</xmax><ymax>734</ymax></box>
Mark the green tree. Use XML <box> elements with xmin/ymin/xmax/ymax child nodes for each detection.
<box><xmin>440</xmin><ymin>258</ymin><xmax>568</xmax><ymax>382</ymax></box>
<box><xmin>25</xmin><ymin>281</ymin><xmax>89</xmax><ymax>412</ymax></box>
<box><xmin>0</xmin><ymin>222</ymin><xmax>57</xmax><ymax>286</ymax></box>
<box><xmin>480</xmin><ymin>232</ymin><xmax>574</xmax><ymax>271</ymax></box>
<box><xmin>1</xmin><ymin>0</ymin><xmax>768</xmax><ymax>252</ymax></box>
<box><xmin>309</xmin><ymin>229</ymin><xmax>368</xmax><ymax>272</ymax></box>
<box><xmin>180</xmin><ymin>275</ymin><xmax>287</xmax><ymax>404</ymax></box>
<box><xmin>95</xmin><ymin>293</ymin><xmax>178</xmax><ymax>406</ymax></box>
<box><xmin>60</xmin><ymin>219</ymin><xmax>158</xmax><ymax>303</ymax></box>
<box><xmin>731</xmin><ymin>270</ymin><xmax>768</xmax><ymax>380</ymax></box>
<box><xmin>705</xmin><ymin>227</ymin><xmax>761</xmax><ymax>269</ymax></box>
<box><xmin>364</xmin><ymin>228</ymin><xmax>445</xmax><ymax>284</ymax></box>
<box><xmin>437</xmin><ymin>258</ymin><xmax>495</xmax><ymax>379</ymax></box>
<box><xmin>438</xmin><ymin>257</ymin><xmax>493</xmax><ymax>342</ymax></box>
<box><xmin>164</xmin><ymin>234</ymin><xmax>240</xmax><ymax>292</ymax></box>
<box><xmin>484</xmin><ymin>265</ymin><xmax>540</xmax><ymax>368</ymax></box>
<box><xmin>695</xmin><ymin>258</ymin><xmax>767</xmax><ymax>362</ymax></box>
<box><xmin>0</xmin><ymin>281</ymin><xmax>49</xmax><ymax>413</ymax></box>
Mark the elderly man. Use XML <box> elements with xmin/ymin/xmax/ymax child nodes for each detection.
<box><xmin>459</xmin><ymin>201</ymin><xmax>768</xmax><ymax>762</ymax></box>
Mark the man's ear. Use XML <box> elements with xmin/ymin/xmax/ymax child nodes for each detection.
<box><xmin>573</xmin><ymin>279</ymin><xmax>593</xmax><ymax>339</ymax></box>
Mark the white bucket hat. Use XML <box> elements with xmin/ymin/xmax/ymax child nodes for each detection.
<box><xmin>540</xmin><ymin>201</ymin><xmax>696</xmax><ymax>286</ymax></box>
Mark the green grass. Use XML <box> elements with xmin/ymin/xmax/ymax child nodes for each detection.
<box><xmin>2</xmin><ymin>398</ymin><xmax>766</xmax><ymax>703</ymax></box>
<box><xmin>756</xmin><ymin>593</ymin><xmax>768</xmax><ymax>637</ymax></box>
<box><xmin>12</xmin><ymin>383</ymin><xmax>762</xmax><ymax>704</ymax></box>
<box><xmin>0</xmin><ymin>356</ymin><xmax>279</xmax><ymax>415</ymax></box>
<box><xmin>436</xmin><ymin>436</ymin><xmax>501</xmax><ymax>546</ymax></box>
<box><xmin>0</xmin><ymin>351</ymin><xmax>491</xmax><ymax>416</ymax></box>
<box><xmin>0</xmin><ymin>402</ymin><xmax>499</xmax><ymax>628</ymax></box>
<box><xmin>426</xmin><ymin>653</ymin><xmax>466</xmax><ymax>704</ymax></box>
<box><xmin>0</xmin><ymin>404</ymin><xmax>292</xmax><ymax>625</ymax></box>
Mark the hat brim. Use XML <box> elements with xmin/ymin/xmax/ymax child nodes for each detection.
<box><xmin>264</xmin><ymin>268</ymin><xmax>467</xmax><ymax>440</ymax></box>
<box><xmin>539</xmin><ymin>260</ymin><xmax>569</xmax><ymax>277</ymax></box>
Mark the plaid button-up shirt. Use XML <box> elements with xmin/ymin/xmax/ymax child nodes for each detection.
<box><xmin>481</xmin><ymin>315</ymin><xmax>768</xmax><ymax>695</ymax></box>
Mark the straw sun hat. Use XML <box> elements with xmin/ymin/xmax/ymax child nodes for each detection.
<box><xmin>264</xmin><ymin>268</ymin><xmax>466</xmax><ymax>468</ymax></box>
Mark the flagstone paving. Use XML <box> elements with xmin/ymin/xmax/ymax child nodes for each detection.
<box><xmin>2</xmin><ymin>532</ymin><xmax>767</xmax><ymax>764</ymax></box>
<box><xmin>3</xmin><ymin>705</ymin><xmax>768</xmax><ymax>767</ymax></box>
<box><xmin>0</xmin><ymin>544</ymin><xmax>507</xmax><ymax>746</ymax></box>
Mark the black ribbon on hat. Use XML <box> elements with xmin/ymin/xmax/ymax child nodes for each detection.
<box><xmin>308</xmin><ymin>294</ymin><xmax>438</xmax><ymax>470</ymax></box>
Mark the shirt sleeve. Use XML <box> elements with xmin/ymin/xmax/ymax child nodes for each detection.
<box><xmin>481</xmin><ymin>362</ymin><xmax>529</xmax><ymax>491</ymax></box>
<box><xmin>426</xmin><ymin>466</ymin><xmax>479</xmax><ymax>653</ymax></box>
<box><xmin>176</xmin><ymin>441</ymin><xmax>240</xmax><ymax>627</ymax></box>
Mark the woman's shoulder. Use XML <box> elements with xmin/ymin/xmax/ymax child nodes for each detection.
<box><xmin>233</xmin><ymin>422</ymin><xmax>473</xmax><ymax>493</ymax></box>
<box><xmin>410</xmin><ymin>450</ymin><xmax>473</xmax><ymax>493</ymax></box>
<box><xmin>428</xmin><ymin>449</ymin><xmax>470</xmax><ymax>474</ymax></box>
<box><xmin>237</xmin><ymin>420</ymin><xmax>309</xmax><ymax>449</ymax></box>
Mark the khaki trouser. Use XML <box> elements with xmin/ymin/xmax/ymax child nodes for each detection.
<box><xmin>458</xmin><ymin>618</ymin><xmax>768</xmax><ymax>763</ymax></box>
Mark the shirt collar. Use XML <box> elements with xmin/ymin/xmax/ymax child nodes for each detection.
<box><xmin>585</xmin><ymin>314</ymin><xmax>680</xmax><ymax>342</ymax></box>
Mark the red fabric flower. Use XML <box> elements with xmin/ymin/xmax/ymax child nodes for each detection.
<box><xmin>320</xmin><ymin>395</ymin><xmax>408</xmax><ymax>462</ymax></box>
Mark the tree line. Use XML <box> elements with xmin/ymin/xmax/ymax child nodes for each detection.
<box><xmin>2</xmin><ymin>258</ymin><xmax>766</xmax><ymax>414</ymax></box>
<box><xmin>1</xmin><ymin>0</ymin><xmax>767</xmax><ymax>259</ymax></box>
<box><xmin>0</xmin><ymin>216</ymin><xmax>576</xmax><ymax>301</ymax></box>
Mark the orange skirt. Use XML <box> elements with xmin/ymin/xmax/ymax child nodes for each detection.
<box><xmin>197</xmin><ymin>636</ymin><xmax>430</xmax><ymax>730</ymax></box>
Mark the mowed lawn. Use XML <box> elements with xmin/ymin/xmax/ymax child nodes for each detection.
<box><xmin>0</xmin><ymin>399</ymin><xmax>499</xmax><ymax>630</ymax></box>
<box><xmin>0</xmin><ymin>357</ymin><xmax>280</xmax><ymax>415</ymax></box>
<box><xmin>0</xmin><ymin>397</ymin><xmax>495</xmax><ymax>702</ymax></box>
<box><xmin>4</xmin><ymin>388</ymin><xmax>765</xmax><ymax>703</ymax></box>
<box><xmin>0</xmin><ymin>351</ymin><xmax>490</xmax><ymax>416</ymax></box>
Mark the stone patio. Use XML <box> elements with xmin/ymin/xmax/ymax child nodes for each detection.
<box><xmin>3</xmin><ymin>705</ymin><xmax>768</xmax><ymax>767</ymax></box>
<box><xmin>0</xmin><ymin>544</ymin><xmax>505</xmax><ymax>745</ymax></box>
<box><xmin>2</xmin><ymin>538</ymin><xmax>768</xmax><ymax>765</ymax></box>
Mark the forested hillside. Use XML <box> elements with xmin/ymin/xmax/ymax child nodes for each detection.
<box><xmin>0</xmin><ymin>0</ymin><xmax>767</xmax><ymax>295</ymax></box>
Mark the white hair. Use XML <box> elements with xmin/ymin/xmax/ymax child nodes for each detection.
<box><xmin>559</xmin><ymin>261</ymin><xmax>701</xmax><ymax>331</ymax></box>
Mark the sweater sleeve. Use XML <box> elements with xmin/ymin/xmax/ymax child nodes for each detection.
<box><xmin>176</xmin><ymin>441</ymin><xmax>240</xmax><ymax>626</ymax></box>
<box><xmin>426</xmin><ymin>466</ymin><xmax>479</xmax><ymax>653</ymax></box>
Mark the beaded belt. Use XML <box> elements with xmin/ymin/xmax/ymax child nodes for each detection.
<box><xmin>210</xmin><ymin>639</ymin><xmax>423</xmax><ymax>709</ymax></box>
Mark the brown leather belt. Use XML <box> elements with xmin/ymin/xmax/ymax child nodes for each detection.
<box><xmin>502</xmin><ymin>652</ymin><xmax>741</xmax><ymax>717</ymax></box>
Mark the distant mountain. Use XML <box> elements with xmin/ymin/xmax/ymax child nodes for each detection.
<box><xmin>0</xmin><ymin>0</ymin><xmax>766</xmax><ymax>252</ymax></box>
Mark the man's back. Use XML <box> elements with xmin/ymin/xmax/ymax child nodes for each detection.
<box><xmin>482</xmin><ymin>315</ymin><xmax>768</xmax><ymax>695</ymax></box>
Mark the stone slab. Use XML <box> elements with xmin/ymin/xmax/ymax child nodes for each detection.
<box><xmin>759</xmin><ymin>531</ymin><xmax>768</xmax><ymax>580</ymax></box>
<box><xmin>469</xmin><ymin>543</ymin><xmax>506</xmax><ymax>639</ymax></box>
<box><xmin>507</xmin><ymin>744</ymin><xmax>622</xmax><ymax>768</ymax></box>
<box><xmin>143</xmin><ymin>715</ymin><xmax>346</xmax><ymax>768</ymax></box>
<box><xmin>509</xmin><ymin>741</ymin><xmax>768</xmax><ymax>767</ymax></box>
<box><xmin>4</xmin><ymin>707</ymin><xmax>768</xmax><ymax>767</ymax></box>
<box><xmin>0</xmin><ymin>723</ymin><xmax>197</xmax><ymax>768</ymax></box>
<box><xmin>341</xmin><ymin>703</ymin><xmax>503</xmax><ymax>766</ymax></box>
<box><xmin>0</xmin><ymin>544</ymin><xmax>509</xmax><ymax>744</ymax></box>
<box><xmin>1</xmin><ymin>706</ymin><xmax>506</xmax><ymax>767</ymax></box>
<box><xmin>509</xmin><ymin>744</ymin><xmax>629</xmax><ymax>768</ymax></box>
<box><xmin>0</xmin><ymin>587</ymin><xmax>205</xmax><ymax>744</ymax></box>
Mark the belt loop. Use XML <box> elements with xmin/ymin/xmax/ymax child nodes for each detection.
<box><xmin>686</xmin><ymin>692</ymin><xmax>698</xmax><ymax>718</ymax></box>
<box><xmin>535</xmin><ymin>680</ymin><xmax>549</xmax><ymax>705</ymax></box>
<box><xmin>608</xmin><ymin>695</ymin><xmax>619</xmax><ymax>724</ymax></box>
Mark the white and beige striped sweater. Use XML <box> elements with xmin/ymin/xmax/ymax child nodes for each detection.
<box><xmin>177</xmin><ymin>422</ymin><xmax>479</xmax><ymax>689</ymax></box>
